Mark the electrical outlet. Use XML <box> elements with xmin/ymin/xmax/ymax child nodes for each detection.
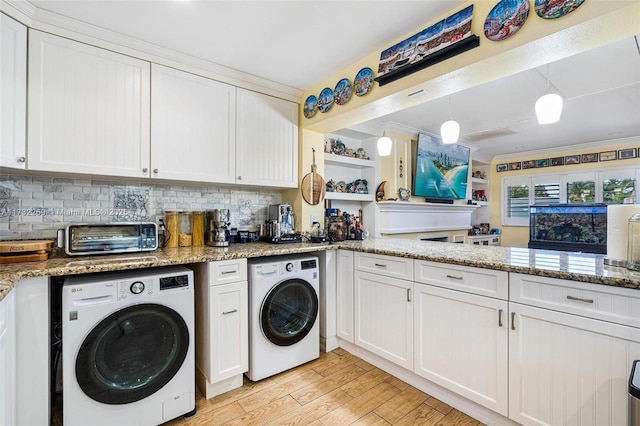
<box><xmin>311</xmin><ymin>214</ymin><xmax>317</xmax><ymax>224</ymax></box>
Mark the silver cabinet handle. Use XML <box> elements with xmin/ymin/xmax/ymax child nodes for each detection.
<box><xmin>221</xmin><ymin>270</ymin><xmax>237</xmax><ymax>275</ymax></box>
<box><xmin>566</xmin><ymin>295</ymin><xmax>594</xmax><ymax>304</ymax></box>
<box><xmin>407</xmin><ymin>288</ymin><xmax>411</xmax><ymax>302</ymax></box>
<box><xmin>446</xmin><ymin>275</ymin><xmax>463</xmax><ymax>280</ymax></box>
<box><xmin>374</xmin><ymin>263</ymin><xmax>387</xmax><ymax>268</ymax></box>
<box><xmin>153</xmin><ymin>168</ymin><xmax>159</xmax><ymax>174</ymax></box>
<box><xmin>222</xmin><ymin>309</ymin><xmax>238</xmax><ymax>315</ymax></box>
<box><xmin>17</xmin><ymin>156</ymin><xmax>26</xmax><ymax>163</ymax></box>
<box><xmin>511</xmin><ymin>312</ymin><xmax>516</xmax><ymax>331</ymax></box>
<box><xmin>142</xmin><ymin>167</ymin><xmax>148</xmax><ymax>173</ymax></box>
<box><xmin>498</xmin><ymin>309</ymin><xmax>503</xmax><ymax>327</ymax></box>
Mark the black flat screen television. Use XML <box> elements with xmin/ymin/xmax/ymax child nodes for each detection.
<box><xmin>412</xmin><ymin>133</ymin><xmax>470</xmax><ymax>200</ymax></box>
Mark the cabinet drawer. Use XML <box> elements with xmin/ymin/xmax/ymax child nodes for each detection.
<box><xmin>354</xmin><ymin>252</ymin><xmax>413</xmax><ymax>281</ymax></box>
<box><xmin>414</xmin><ymin>260</ymin><xmax>508</xmax><ymax>300</ymax></box>
<box><xmin>209</xmin><ymin>258</ymin><xmax>247</xmax><ymax>285</ymax></box>
<box><xmin>510</xmin><ymin>273</ymin><xmax>640</xmax><ymax>328</ymax></box>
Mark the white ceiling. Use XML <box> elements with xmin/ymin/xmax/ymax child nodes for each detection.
<box><xmin>21</xmin><ymin>1</ymin><xmax>640</xmax><ymax>160</ymax></box>
<box><xmin>28</xmin><ymin>0</ymin><xmax>466</xmax><ymax>91</ymax></box>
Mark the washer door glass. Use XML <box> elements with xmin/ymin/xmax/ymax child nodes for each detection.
<box><xmin>261</xmin><ymin>279</ymin><xmax>318</xmax><ymax>346</ymax></box>
<box><xmin>75</xmin><ymin>303</ymin><xmax>189</xmax><ymax>404</ymax></box>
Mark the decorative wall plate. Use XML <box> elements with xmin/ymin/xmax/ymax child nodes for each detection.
<box><xmin>484</xmin><ymin>0</ymin><xmax>530</xmax><ymax>42</ymax></box>
<box><xmin>334</xmin><ymin>78</ymin><xmax>353</xmax><ymax>105</ymax></box>
<box><xmin>303</xmin><ymin>95</ymin><xmax>318</xmax><ymax>118</ymax></box>
<box><xmin>318</xmin><ymin>87</ymin><xmax>334</xmax><ymax>113</ymax></box>
<box><xmin>354</xmin><ymin>67</ymin><xmax>374</xmax><ymax>96</ymax></box>
<box><xmin>534</xmin><ymin>0</ymin><xmax>585</xmax><ymax>19</ymax></box>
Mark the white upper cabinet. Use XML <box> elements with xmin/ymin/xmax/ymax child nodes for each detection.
<box><xmin>236</xmin><ymin>88</ymin><xmax>298</xmax><ymax>187</ymax></box>
<box><xmin>151</xmin><ymin>64</ymin><xmax>236</xmax><ymax>183</ymax></box>
<box><xmin>0</xmin><ymin>14</ymin><xmax>27</xmax><ymax>169</ymax></box>
<box><xmin>28</xmin><ymin>30</ymin><xmax>151</xmax><ymax>177</ymax></box>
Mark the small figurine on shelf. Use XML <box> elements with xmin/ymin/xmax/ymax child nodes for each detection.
<box><xmin>324</xmin><ymin>138</ymin><xmax>334</xmax><ymax>153</ymax></box>
<box><xmin>326</xmin><ymin>179</ymin><xmax>335</xmax><ymax>192</ymax></box>
<box><xmin>375</xmin><ymin>181</ymin><xmax>386</xmax><ymax>201</ymax></box>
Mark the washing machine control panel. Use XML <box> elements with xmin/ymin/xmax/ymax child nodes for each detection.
<box><xmin>118</xmin><ymin>278</ymin><xmax>152</xmax><ymax>300</ymax></box>
<box><xmin>285</xmin><ymin>262</ymin><xmax>294</xmax><ymax>272</ymax></box>
<box><xmin>130</xmin><ymin>281</ymin><xmax>145</xmax><ymax>294</ymax></box>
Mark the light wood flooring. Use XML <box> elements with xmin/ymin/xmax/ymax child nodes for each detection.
<box><xmin>163</xmin><ymin>348</ymin><xmax>485</xmax><ymax>426</ymax></box>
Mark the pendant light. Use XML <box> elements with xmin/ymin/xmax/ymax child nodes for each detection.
<box><xmin>377</xmin><ymin>135</ymin><xmax>392</xmax><ymax>156</ymax></box>
<box><xmin>535</xmin><ymin>64</ymin><xmax>563</xmax><ymax>124</ymax></box>
<box><xmin>440</xmin><ymin>95</ymin><xmax>459</xmax><ymax>144</ymax></box>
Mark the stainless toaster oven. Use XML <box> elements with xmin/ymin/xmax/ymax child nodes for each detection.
<box><xmin>57</xmin><ymin>222</ymin><xmax>158</xmax><ymax>256</ymax></box>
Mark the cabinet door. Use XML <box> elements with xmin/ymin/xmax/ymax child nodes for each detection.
<box><xmin>0</xmin><ymin>290</ymin><xmax>16</xmax><ymax>426</ymax></box>
<box><xmin>208</xmin><ymin>281</ymin><xmax>248</xmax><ymax>383</ymax></box>
<box><xmin>414</xmin><ymin>283</ymin><xmax>508</xmax><ymax>416</ymax></box>
<box><xmin>28</xmin><ymin>30</ymin><xmax>150</xmax><ymax>177</ymax></box>
<box><xmin>509</xmin><ymin>302</ymin><xmax>640</xmax><ymax>426</ymax></box>
<box><xmin>354</xmin><ymin>270</ymin><xmax>413</xmax><ymax>369</ymax></box>
<box><xmin>151</xmin><ymin>64</ymin><xmax>236</xmax><ymax>183</ymax></box>
<box><xmin>336</xmin><ymin>250</ymin><xmax>354</xmax><ymax>343</ymax></box>
<box><xmin>236</xmin><ymin>88</ymin><xmax>298</xmax><ymax>187</ymax></box>
<box><xmin>0</xmin><ymin>15</ymin><xmax>27</xmax><ymax>169</ymax></box>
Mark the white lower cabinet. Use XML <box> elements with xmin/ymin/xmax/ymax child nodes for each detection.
<box><xmin>509</xmin><ymin>273</ymin><xmax>640</xmax><ymax>426</ymax></box>
<box><xmin>414</xmin><ymin>283</ymin><xmax>509</xmax><ymax>416</ymax></box>
<box><xmin>192</xmin><ymin>260</ymin><xmax>248</xmax><ymax>399</ymax></box>
<box><xmin>354</xmin><ymin>270</ymin><xmax>413</xmax><ymax>370</ymax></box>
<box><xmin>509</xmin><ymin>304</ymin><xmax>640</xmax><ymax>426</ymax></box>
<box><xmin>336</xmin><ymin>249</ymin><xmax>354</xmax><ymax>343</ymax></box>
<box><xmin>0</xmin><ymin>290</ymin><xmax>16</xmax><ymax>426</ymax></box>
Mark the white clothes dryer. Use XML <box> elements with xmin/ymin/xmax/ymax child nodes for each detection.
<box><xmin>247</xmin><ymin>255</ymin><xmax>320</xmax><ymax>381</ymax></box>
<box><xmin>62</xmin><ymin>266</ymin><xmax>195</xmax><ymax>426</ymax></box>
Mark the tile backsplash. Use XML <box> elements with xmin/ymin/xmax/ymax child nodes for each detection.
<box><xmin>0</xmin><ymin>173</ymin><xmax>282</xmax><ymax>240</ymax></box>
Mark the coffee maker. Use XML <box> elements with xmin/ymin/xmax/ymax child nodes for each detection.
<box><xmin>206</xmin><ymin>209</ymin><xmax>231</xmax><ymax>247</ymax></box>
<box><xmin>261</xmin><ymin>203</ymin><xmax>302</xmax><ymax>243</ymax></box>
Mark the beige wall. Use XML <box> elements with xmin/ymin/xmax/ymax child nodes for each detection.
<box><xmin>489</xmin><ymin>141</ymin><xmax>640</xmax><ymax>247</ymax></box>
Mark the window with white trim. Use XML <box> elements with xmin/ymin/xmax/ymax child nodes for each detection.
<box><xmin>501</xmin><ymin>166</ymin><xmax>639</xmax><ymax>226</ymax></box>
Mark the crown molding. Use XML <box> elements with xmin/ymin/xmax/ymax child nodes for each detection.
<box><xmin>1</xmin><ymin>0</ymin><xmax>302</xmax><ymax>102</ymax></box>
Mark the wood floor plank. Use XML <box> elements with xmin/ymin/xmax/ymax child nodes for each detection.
<box><xmin>436</xmin><ymin>409</ymin><xmax>481</xmax><ymax>426</ymax></box>
<box><xmin>291</xmin><ymin>363</ymin><xmax>367</xmax><ymax>405</ymax></box>
<box><xmin>350</xmin><ymin>412</ymin><xmax>391</xmax><ymax>426</ymax></box>
<box><xmin>339</xmin><ymin>367</ymin><xmax>391</xmax><ymax>398</ymax></box>
<box><xmin>186</xmin><ymin>401</ymin><xmax>245</xmax><ymax>426</ymax></box>
<box><xmin>373</xmin><ymin>386</ymin><xmax>430</xmax><ymax>424</ymax></box>
<box><xmin>238</xmin><ymin>369</ymin><xmax>323</xmax><ymax>412</ymax></box>
<box><xmin>266</xmin><ymin>388</ymin><xmax>353</xmax><ymax>425</ymax></box>
<box><xmin>220</xmin><ymin>395</ymin><xmax>301</xmax><ymax>426</ymax></box>
<box><xmin>383</xmin><ymin>374</ymin><xmax>410</xmax><ymax>391</ymax></box>
<box><xmin>311</xmin><ymin>351</ymin><xmax>359</xmax><ymax>377</ymax></box>
<box><xmin>393</xmin><ymin>403</ymin><xmax>446</xmax><ymax>426</ymax></box>
<box><xmin>319</xmin><ymin>382</ymin><xmax>401</xmax><ymax>425</ymax></box>
<box><xmin>423</xmin><ymin>396</ymin><xmax>454</xmax><ymax>415</ymax></box>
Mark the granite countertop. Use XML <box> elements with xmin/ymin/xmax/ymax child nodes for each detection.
<box><xmin>1</xmin><ymin>238</ymin><xmax>639</xmax><ymax>302</ymax></box>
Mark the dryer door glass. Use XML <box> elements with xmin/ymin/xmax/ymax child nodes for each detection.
<box><xmin>75</xmin><ymin>303</ymin><xmax>189</xmax><ymax>404</ymax></box>
<box><xmin>261</xmin><ymin>279</ymin><xmax>318</xmax><ymax>346</ymax></box>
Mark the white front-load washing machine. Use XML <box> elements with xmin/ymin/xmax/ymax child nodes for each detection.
<box><xmin>62</xmin><ymin>266</ymin><xmax>195</xmax><ymax>426</ymax></box>
<box><xmin>247</xmin><ymin>255</ymin><xmax>320</xmax><ymax>381</ymax></box>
